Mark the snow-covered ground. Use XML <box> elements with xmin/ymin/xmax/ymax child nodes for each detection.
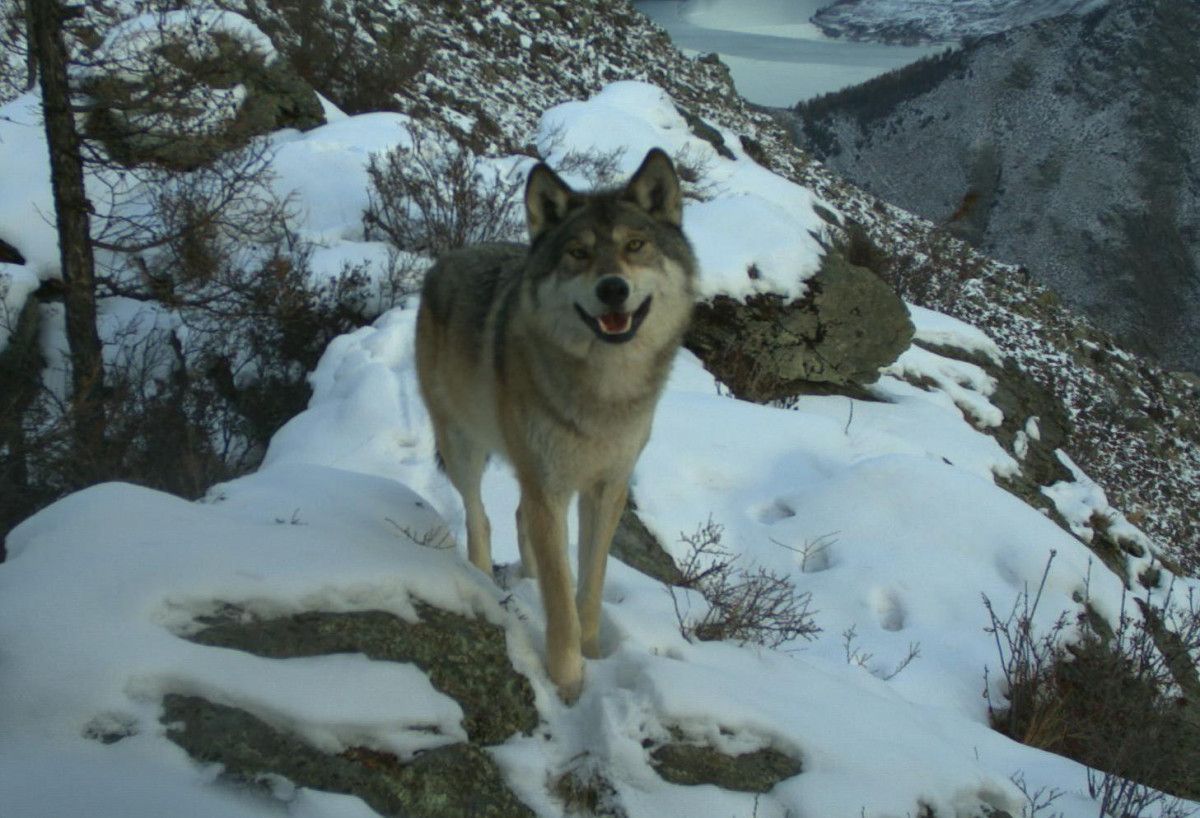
<box><xmin>634</xmin><ymin>0</ymin><xmax>941</xmax><ymax>105</ymax></box>
<box><xmin>1</xmin><ymin>70</ymin><xmax>1195</xmax><ymax>818</ymax></box>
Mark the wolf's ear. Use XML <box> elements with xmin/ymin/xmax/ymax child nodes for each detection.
<box><xmin>525</xmin><ymin>163</ymin><xmax>575</xmax><ymax>241</ymax></box>
<box><xmin>622</xmin><ymin>148</ymin><xmax>683</xmax><ymax>227</ymax></box>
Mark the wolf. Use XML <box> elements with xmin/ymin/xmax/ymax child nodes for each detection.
<box><xmin>415</xmin><ymin>148</ymin><xmax>697</xmax><ymax>701</ymax></box>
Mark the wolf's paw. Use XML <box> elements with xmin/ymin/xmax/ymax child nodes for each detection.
<box><xmin>556</xmin><ymin>675</ymin><xmax>584</xmax><ymax>705</ymax></box>
<box><xmin>549</xmin><ymin>653</ymin><xmax>584</xmax><ymax>704</ymax></box>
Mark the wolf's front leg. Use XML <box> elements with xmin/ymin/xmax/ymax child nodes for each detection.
<box><xmin>519</xmin><ymin>486</ymin><xmax>582</xmax><ymax>702</ymax></box>
<box><xmin>577</xmin><ymin>480</ymin><xmax>628</xmax><ymax>660</ymax></box>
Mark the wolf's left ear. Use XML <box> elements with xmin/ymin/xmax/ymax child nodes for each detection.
<box><xmin>526</xmin><ymin>163</ymin><xmax>576</xmax><ymax>241</ymax></box>
<box><xmin>622</xmin><ymin>148</ymin><xmax>683</xmax><ymax>227</ymax></box>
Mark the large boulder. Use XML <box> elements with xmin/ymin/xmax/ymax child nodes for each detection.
<box><xmin>81</xmin><ymin>11</ymin><xmax>324</xmax><ymax>170</ymax></box>
<box><xmin>686</xmin><ymin>251</ymin><xmax>915</xmax><ymax>403</ymax></box>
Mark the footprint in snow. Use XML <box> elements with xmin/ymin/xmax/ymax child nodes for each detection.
<box><xmin>869</xmin><ymin>586</ymin><xmax>907</xmax><ymax>632</ymax></box>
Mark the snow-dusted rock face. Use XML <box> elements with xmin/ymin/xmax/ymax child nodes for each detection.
<box><xmin>811</xmin><ymin>0</ymin><xmax>1109</xmax><ymax>44</ymax></box>
<box><xmin>80</xmin><ymin>11</ymin><xmax>324</xmax><ymax>169</ymax></box>
<box><xmin>792</xmin><ymin>0</ymin><xmax>1200</xmax><ymax>377</ymax></box>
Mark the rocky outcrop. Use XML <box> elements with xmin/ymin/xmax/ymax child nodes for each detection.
<box><xmin>0</xmin><ymin>237</ymin><xmax>24</xmax><ymax>266</ymax></box>
<box><xmin>81</xmin><ymin>15</ymin><xmax>323</xmax><ymax>169</ymax></box>
<box><xmin>649</xmin><ymin>739</ymin><xmax>801</xmax><ymax>792</ymax></box>
<box><xmin>686</xmin><ymin>249</ymin><xmax>915</xmax><ymax>402</ymax></box>
<box><xmin>164</xmin><ymin>695</ymin><xmax>534</xmax><ymax>818</ymax></box>
<box><xmin>165</xmin><ymin>602</ymin><xmax>538</xmax><ymax>816</ymax></box>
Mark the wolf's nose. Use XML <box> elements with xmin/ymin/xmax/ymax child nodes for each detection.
<box><xmin>595</xmin><ymin>276</ymin><xmax>630</xmax><ymax>308</ymax></box>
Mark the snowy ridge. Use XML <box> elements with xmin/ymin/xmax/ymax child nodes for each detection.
<box><xmin>3</xmin><ymin>78</ymin><xmax>1197</xmax><ymax>817</ymax></box>
<box><xmin>2</xmin><ymin>1</ymin><xmax>1199</xmax><ymax>815</ymax></box>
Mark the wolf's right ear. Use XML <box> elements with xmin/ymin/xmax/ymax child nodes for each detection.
<box><xmin>525</xmin><ymin>163</ymin><xmax>575</xmax><ymax>241</ymax></box>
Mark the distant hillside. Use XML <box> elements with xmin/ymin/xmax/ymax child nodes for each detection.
<box><xmin>792</xmin><ymin>0</ymin><xmax>1200</xmax><ymax>374</ymax></box>
<box><xmin>812</xmin><ymin>0</ymin><xmax>1109</xmax><ymax>44</ymax></box>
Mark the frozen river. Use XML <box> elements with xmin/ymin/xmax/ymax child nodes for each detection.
<box><xmin>634</xmin><ymin>0</ymin><xmax>942</xmax><ymax>107</ymax></box>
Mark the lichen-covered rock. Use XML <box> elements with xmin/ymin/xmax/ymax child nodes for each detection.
<box><xmin>649</xmin><ymin>741</ymin><xmax>802</xmax><ymax>792</ymax></box>
<box><xmin>81</xmin><ymin>13</ymin><xmax>323</xmax><ymax>170</ymax></box>
<box><xmin>686</xmin><ymin>250</ymin><xmax>915</xmax><ymax>402</ymax></box>
<box><xmin>162</xmin><ymin>695</ymin><xmax>534</xmax><ymax>818</ymax></box>
<box><xmin>188</xmin><ymin>604</ymin><xmax>537</xmax><ymax>745</ymax></box>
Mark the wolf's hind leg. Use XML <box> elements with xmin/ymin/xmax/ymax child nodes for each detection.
<box><xmin>436</xmin><ymin>424</ymin><xmax>493</xmax><ymax>576</ymax></box>
<box><xmin>577</xmin><ymin>480</ymin><xmax>627</xmax><ymax>660</ymax></box>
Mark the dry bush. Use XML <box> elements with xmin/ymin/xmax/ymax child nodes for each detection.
<box><xmin>363</xmin><ymin>125</ymin><xmax>524</xmax><ymax>255</ymax></box>
<box><xmin>669</xmin><ymin>519</ymin><xmax>820</xmax><ymax>649</ymax></box>
<box><xmin>0</xmin><ymin>153</ymin><xmax>391</xmax><ymax>552</ymax></box>
<box><xmin>231</xmin><ymin>0</ymin><xmax>430</xmax><ymax>115</ymax></box>
<box><xmin>984</xmin><ymin>552</ymin><xmax>1200</xmax><ymax>812</ymax></box>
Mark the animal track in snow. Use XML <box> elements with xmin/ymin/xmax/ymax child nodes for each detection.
<box><xmin>752</xmin><ymin>498</ymin><xmax>797</xmax><ymax>525</ymax></box>
<box><xmin>868</xmin><ymin>586</ymin><xmax>907</xmax><ymax>632</ymax></box>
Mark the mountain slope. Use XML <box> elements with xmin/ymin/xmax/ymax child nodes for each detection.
<box><xmin>792</xmin><ymin>0</ymin><xmax>1200</xmax><ymax>376</ymax></box>
<box><xmin>2</xmin><ymin>0</ymin><xmax>1200</xmax><ymax>815</ymax></box>
<box><xmin>142</xmin><ymin>0</ymin><xmax>1200</xmax><ymax>569</ymax></box>
<box><xmin>812</xmin><ymin>0</ymin><xmax>1109</xmax><ymax>44</ymax></box>
<box><xmin>2</xmin><ymin>0</ymin><xmax>1199</xmax><ymax>566</ymax></box>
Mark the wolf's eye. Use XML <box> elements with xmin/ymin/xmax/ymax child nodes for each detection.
<box><xmin>568</xmin><ymin>246</ymin><xmax>590</xmax><ymax>261</ymax></box>
<box><xmin>625</xmin><ymin>239</ymin><xmax>645</xmax><ymax>253</ymax></box>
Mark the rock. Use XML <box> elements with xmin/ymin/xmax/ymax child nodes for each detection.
<box><xmin>609</xmin><ymin>497</ymin><xmax>684</xmax><ymax>586</ymax></box>
<box><xmin>163</xmin><ymin>695</ymin><xmax>534</xmax><ymax>818</ymax></box>
<box><xmin>649</xmin><ymin>740</ymin><xmax>801</xmax><ymax>792</ymax></box>
<box><xmin>0</xmin><ymin>237</ymin><xmax>24</xmax><ymax>265</ymax></box>
<box><xmin>187</xmin><ymin>604</ymin><xmax>537</xmax><ymax>745</ymax></box>
<box><xmin>82</xmin><ymin>19</ymin><xmax>323</xmax><ymax>170</ymax></box>
<box><xmin>686</xmin><ymin>250</ymin><xmax>914</xmax><ymax>402</ymax></box>
<box><xmin>162</xmin><ymin>602</ymin><xmax>540</xmax><ymax>816</ymax></box>
<box><xmin>675</xmin><ymin>105</ymin><xmax>735</xmax><ymax>160</ymax></box>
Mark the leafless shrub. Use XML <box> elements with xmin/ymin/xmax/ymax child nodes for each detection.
<box><xmin>984</xmin><ymin>552</ymin><xmax>1200</xmax><ymax>807</ymax></box>
<box><xmin>539</xmin><ymin>135</ymin><xmax>718</xmax><ymax>204</ymax></box>
<box><xmin>671</xmin><ymin>143</ymin><xmax>720</xmax><ymax>202</ymax></box>
<box><xmin>363</xmin><ymin>125</ymin><xmax>524</xmax><ymax>254</ymax></box>
<box><xmin>550</xmin><ymin>145</ymin><xmax>627</xmax><ymax>189</ymax></box>
<box><xmin>841</xmin><ymin>624</ymin><xmax>921</xmax><ymax>681</ymax></box>
<box><xmin>1087</xmin><ymin>767</ymin><xmax>1196</xmax><ymax>818</ymax></box>
<box><xmin>774</xmin><ymin>532</ymin><xmax>837</xmax><ymax>573</ymax></box>
<box><xmin>2</xmin><ymin>174</ymin><xmax>381</xmax><ymax>548</ymax></box>
<box><xmin>385</xmin><ymin>518</ymin><xmax>454</xmax><ymax>551</ymax></box>
<box><xmin>1009</xmin><ymin>770</ymin><xmax>1064</xmax><ymax>818</ymax></box>
<box><xmin>668</xmin><ymin>519</ymin><xmax>820</xmax><ymax>649</ymax></box>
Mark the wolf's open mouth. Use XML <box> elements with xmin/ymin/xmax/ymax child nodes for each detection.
<box><xmin>575</xmin><ymin>296</ymin><xmax>653</xmax><ymax>344</ymax></box>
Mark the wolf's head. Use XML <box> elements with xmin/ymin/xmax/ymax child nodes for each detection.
<box><xmin>521</xmin><ymin>149</ymin><xmax>697</xmax><ymax>357</ymax></box>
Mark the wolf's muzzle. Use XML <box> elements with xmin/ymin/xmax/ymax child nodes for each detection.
<box><xmin>595</xmin><ymin>275</ymin><xmax>630</xmax><ymax>309</ymax></box>
<box><xmin>575</xmin><ymin>295</ymin><xmax>653</xmax><ymax>344</ymax></box>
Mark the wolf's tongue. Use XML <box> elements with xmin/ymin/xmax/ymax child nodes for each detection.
<box><xmin>599</xmin><ymin>312</ymin><xmax>631</xmax><ymax>334</ymax></box>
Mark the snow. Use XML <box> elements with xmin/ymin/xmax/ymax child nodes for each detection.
<box><xmin>0</xmin><ymin>94</ymin><xmax>58</xmax><ymax>352</ymax></box>
<box><xmin>539</xmin><ymin>81</ymin><xmax>828</xmax><ymax>298</ymax></box>
<box><xmin>2</xmin><ymin>72</ymin><xmax>1197</xmax><ymax>818</ymax></box>
<box><xmin>96</xmin><ymin>9</ymin><xmax>279</xmax><ymax>67</ymax></box>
